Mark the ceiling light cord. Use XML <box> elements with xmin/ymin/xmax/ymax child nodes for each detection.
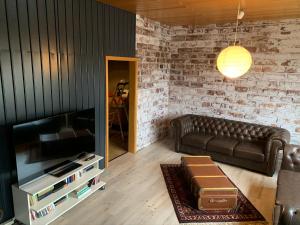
<box><xmin>234</xmin><ymin>1</ymin><xmax>241</xmax><ymax>46</ymax></box>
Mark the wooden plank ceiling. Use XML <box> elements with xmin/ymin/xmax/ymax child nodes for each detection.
<box><xmin>97</xmin><ymin>0</ymin><xmax>300</xmax><ymax>25</ymax></box>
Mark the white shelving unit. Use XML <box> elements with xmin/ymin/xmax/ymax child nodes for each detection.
<box><xmin>12</xmin><ymin>154</ymin><xmax>106</xmax><ymax>225</ymax></box>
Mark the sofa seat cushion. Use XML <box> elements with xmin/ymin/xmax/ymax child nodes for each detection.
<box><xmin>182</xmin><ymin>133</ymin><xmax>214</xmax><ymax>149</ymax></box>
<box><xmin>234</xmin><ymin>142</ymin><xmax>265</xmax><ymax>163</ymax></box>
<box><xmin>276</xmin><ymin>170</ymin><xmax>300</xmax><ymax>206</ymax></box>
<box><xmin>206</xmin><ymin>137</ymin><xmax>238</xmax><ymax>156</ymax></box>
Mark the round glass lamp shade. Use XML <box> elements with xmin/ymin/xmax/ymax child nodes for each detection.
<box><xmin>217</xmin><ymin>46</ymin><xmax>252</xmax><ymax>78</ymax></box>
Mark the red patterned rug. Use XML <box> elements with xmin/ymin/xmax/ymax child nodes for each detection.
<box><xmin>161</xmin><ymin>164</ymin><xmax>267</xmax><ymax>224</ymax></box>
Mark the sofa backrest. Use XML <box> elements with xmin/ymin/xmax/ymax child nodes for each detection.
<box><xmin>190</xmin><ymin>115</ymin><xmax>277</xmax><ymax>142</ymax></box>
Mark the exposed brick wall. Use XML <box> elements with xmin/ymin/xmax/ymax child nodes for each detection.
<box><xmin>136</xmin><ymin>16</ymin><xmax>300</xmax><ymax>147</ymax></box>
<box><xmin>169</xmin><ymin>19</ymin><xmax>300</xmax><ymax>144</ymax></box>
<box><xmin>136</xmin><ymin>15</ymin><xmax>171</xmax><ymax>149</ymax></box>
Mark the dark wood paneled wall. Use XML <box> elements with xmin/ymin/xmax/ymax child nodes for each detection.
<box><xmin>0</xmin><ymin>0</ymin><xmax>136</xmax><ymax>222</ymax></box>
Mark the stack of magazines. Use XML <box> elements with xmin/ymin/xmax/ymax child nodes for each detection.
<box><xmin>29</xmin><ymin>186</ymin><xmax>55</xmax><ymax>205</ymax></box>
<box><xmin>72</xmin><ymin>185</ymin><xmax>91</xmax><ymax>199</ymax></box>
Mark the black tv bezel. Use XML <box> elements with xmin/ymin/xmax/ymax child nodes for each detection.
<box><xmin>12</xmin><ymin>108</ymin><xmax>95</xmax><ymax>186</ymax></box>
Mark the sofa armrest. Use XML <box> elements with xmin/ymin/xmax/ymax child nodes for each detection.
<box><xmin>265</xmin><ymin>140</ymin><xmax>282</xmax><ymax>176</ymax></box>
<box><xmin>170</xmin><ymin>115</ymin><xmax>194</xmax><ymax>152</ymax></box>
<box><xmin>265</xmin><ymin>130</ymin><xmax>290</xmax><ymax>176</ymax></box>
<box><xmin>265</xmin><ymin>129</ymin><xmax>290</xmax><ymax>160</ymax></box>
<box><xmin>281</xmin><ymin>145</ymin><xmax>300</xmax><ymax>172</ymax></box>
<box><xmin>170</xmin><ymin>115</ymin><xmax>194</xmax><ymax>138</ymax></box>
<box><xmin>269</xmin><ymin>129</ymin><xmax>291</xmax><ymax>147</ymax></box>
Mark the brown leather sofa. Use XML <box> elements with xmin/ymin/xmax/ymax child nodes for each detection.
<box><xmin>274</xmin><ymin>144</ymin><xmax>300</xmax><ymax>225</ymax></box>
<box><xmin>171</xmin><ymin>114</ymin><xmax>290</xmax><ymax>176</ymax></box>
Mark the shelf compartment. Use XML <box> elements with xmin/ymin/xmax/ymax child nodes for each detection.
<box><xmin>31</xmin><ymin>181</ymin><xmax>106</xmax><ymax>225</ymax></box>
<box><xmin>20</xmin><ymin>155</ymin><xmax>103</xmax><ymax>195</ymax></box>
<box><xmin>31</xmin><ymin>168</ymin><xmax>104</xmax><ymax>212</ymax></box>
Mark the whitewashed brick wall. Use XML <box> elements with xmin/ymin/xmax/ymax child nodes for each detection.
<box><xmin>136</xmin><ymin>16</ymin><xmax>300</xmax><ymax>148</ymax></box>
<box><xmin>136</xmin><ymin>15</ymin><xmax>171</xmax><ymax>149</ymax></box>
<box><xmin>169</xmin><ymin>19</ymin><xmax>300</xmax><ymax>144</ymax></box>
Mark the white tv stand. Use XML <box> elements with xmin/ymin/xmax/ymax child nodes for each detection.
<box><xmin>12</xmin><ymin>154</ymin><xmax>105</xmax><ymax>225</ymax></box>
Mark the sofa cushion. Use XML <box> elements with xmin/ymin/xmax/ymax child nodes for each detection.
<box><xmin>182</xmin><ymin>133</ymin><xmax>214</xmax><ymax>149</ymax></box>
<box><xmin>276</xmin><ymin>170</ymin><xmax>300</xmax><ymax>206</ymax></box>
<box><xmin>234</xmin><ymin>142</ymin><xmax>265</xmax><ymax>163</ymax></box>
<box><xmin>206</xmin><ymin>137</ymin><xmax>238</xmax><ymax>156</ymax></box>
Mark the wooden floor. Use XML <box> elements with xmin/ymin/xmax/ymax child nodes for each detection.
<box><xmin>53</xmin><ymin>139</ymin><xmax>278</xmax><ymax>225</ymax></box>
<box><xmin>109</xmin><ymin>138</ymin><xmax>127</xmax><ymax>161</ymax></box>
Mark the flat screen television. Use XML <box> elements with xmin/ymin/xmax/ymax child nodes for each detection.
<box><xmin>13</xmin><ymin>108</ymin><xmax>95</xmax><ymax>186</ymax></box>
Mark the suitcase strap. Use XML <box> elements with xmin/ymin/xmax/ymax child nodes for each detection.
<box><xmin>185</xmin><ymin>164</ymin><xmax>215</xmax><ymax>166</ymax></box>
<box><xmin>201</xmin><ymin>187</ymin><xmax>237</xmax><ymax>190</ymax></box>
<box><xmin>192</xmin><ymin>175</ymin><xmax>227</xmax><ymax>178</ymax></box>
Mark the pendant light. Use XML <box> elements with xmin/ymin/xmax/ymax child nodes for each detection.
<box><xmin>217</xmin><ymin>2</ymin><xmax>252</xmax><ymax>79</ymax></box>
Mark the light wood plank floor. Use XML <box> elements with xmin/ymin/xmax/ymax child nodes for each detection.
<box><xmin>53</xmin><ymin>139</ymin><xmax>278</xmax><ymax>225</ymax></box>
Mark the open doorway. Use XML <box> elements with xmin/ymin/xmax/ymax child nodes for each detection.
<box><xmin>105</xmin><ymin>56</ymin><xmax>138</xmax><ymax>167</ymax></box>
<box><xmin>108</xmin><ymin>61</ymin><xmax>129</xmax><ymax>161</ymax></box>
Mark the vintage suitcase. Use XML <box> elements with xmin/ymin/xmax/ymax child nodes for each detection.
<box><xmin>184</xmin><ymin>165</ymin><xmax>225</xmax><ymax>184</ymax></box>
<box><xmin>192</xmin><ymin>176</ymin><xmax>238</xmax><ymax>210</ymax></box>
<box><xmin>181</xmin><ymin>156</ymin><xmax>215</xmax><ymax>181</ymax></box>
<box><xmin>181</xmin><ymin>156</ymin><xmax>238</xmax><ymax>210</ymax></box>
<box><xmin>181</xmin><ymin>156</ymin><xmax>214</xmax><ymax>166</ymax></box>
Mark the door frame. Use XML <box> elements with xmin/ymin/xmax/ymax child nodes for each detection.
<box><xmin>105</xmin><ymin>56</ymin><xmax>139</xmax><ymax>167</ymax></box>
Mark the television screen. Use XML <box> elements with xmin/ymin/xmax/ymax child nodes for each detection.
<box><xmin>13</xmin><ymin>109</ymin><xmax>95</xmax><ymax>186</ymax></box>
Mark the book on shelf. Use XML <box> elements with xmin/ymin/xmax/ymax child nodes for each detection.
<box><xmin>29</xmin><ymin>173</ymin><xmax>83</xmax><ymax>207</ymax></box>
<box><xmin>29</xmin><ymin>195</ymin><xmax>38</xmax><ymax>206</ymax></box>
<box><xmin>37</xmin><ymin>186</ymin><xmax>54</xmax><ymax>201</ymax></box>
<box><xmin>77</xmin><ymin>171</ymin><xmax>82</xmax><ymax>179</ymax></box>
<box><xmin>38</xmin><ymin>186</ymin><xmax>54</xmax><ymax>196</ymax></box>
<box><xmin>52</xmin><ymin>180</ymin><xmax>67</xmax><ymax>193</ymax></box>
<box><xmin>71</xmin><ymin>184</ymin><xmax>91</xmax><ymax>199</ymax></box>
<box><xmin>83</xmin><ymin>165</ymin><xmax>94</xmax><ymax>173</ymax></box>
<box><xmin>30</xmin><ymin>196</ymin><xmax>68</xmax><ymax>221</ymax></box>
<box><xmin>54</xmin><ymin>195</ymin><xmax>68</xmax><ymax>207</ymax></box>
<box><xmin>77</xmin><ymin>187</ymin><xmax>91</xmax><ymax>198</ymax></box>
<box><xmin>77</xmin><ymin>188</ymin><xmax>91</xmax><ymax>199</ymax></box>
<box><xmin>87</xmin><ymin>175</ymin><xmax>101</xmax><ymax>187</ymax></box>
<box><xmin>75</xmin><ymin>184</ymin><xmax>88</xmax><ymax>194</ymax></box>
<box><xmin>93</xmin><ymin>174</ymin><xmax>101</xmax><ymax>185</ymax></box>
<box><xmin>65</xmin><ymin>174</ymin><xmax>76</xmax><ymax>184</ymax></box>
<box><xmin>30</xmin><ymin>203</ymin><xmax>55</xmax><ymax>220</ymax></box>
